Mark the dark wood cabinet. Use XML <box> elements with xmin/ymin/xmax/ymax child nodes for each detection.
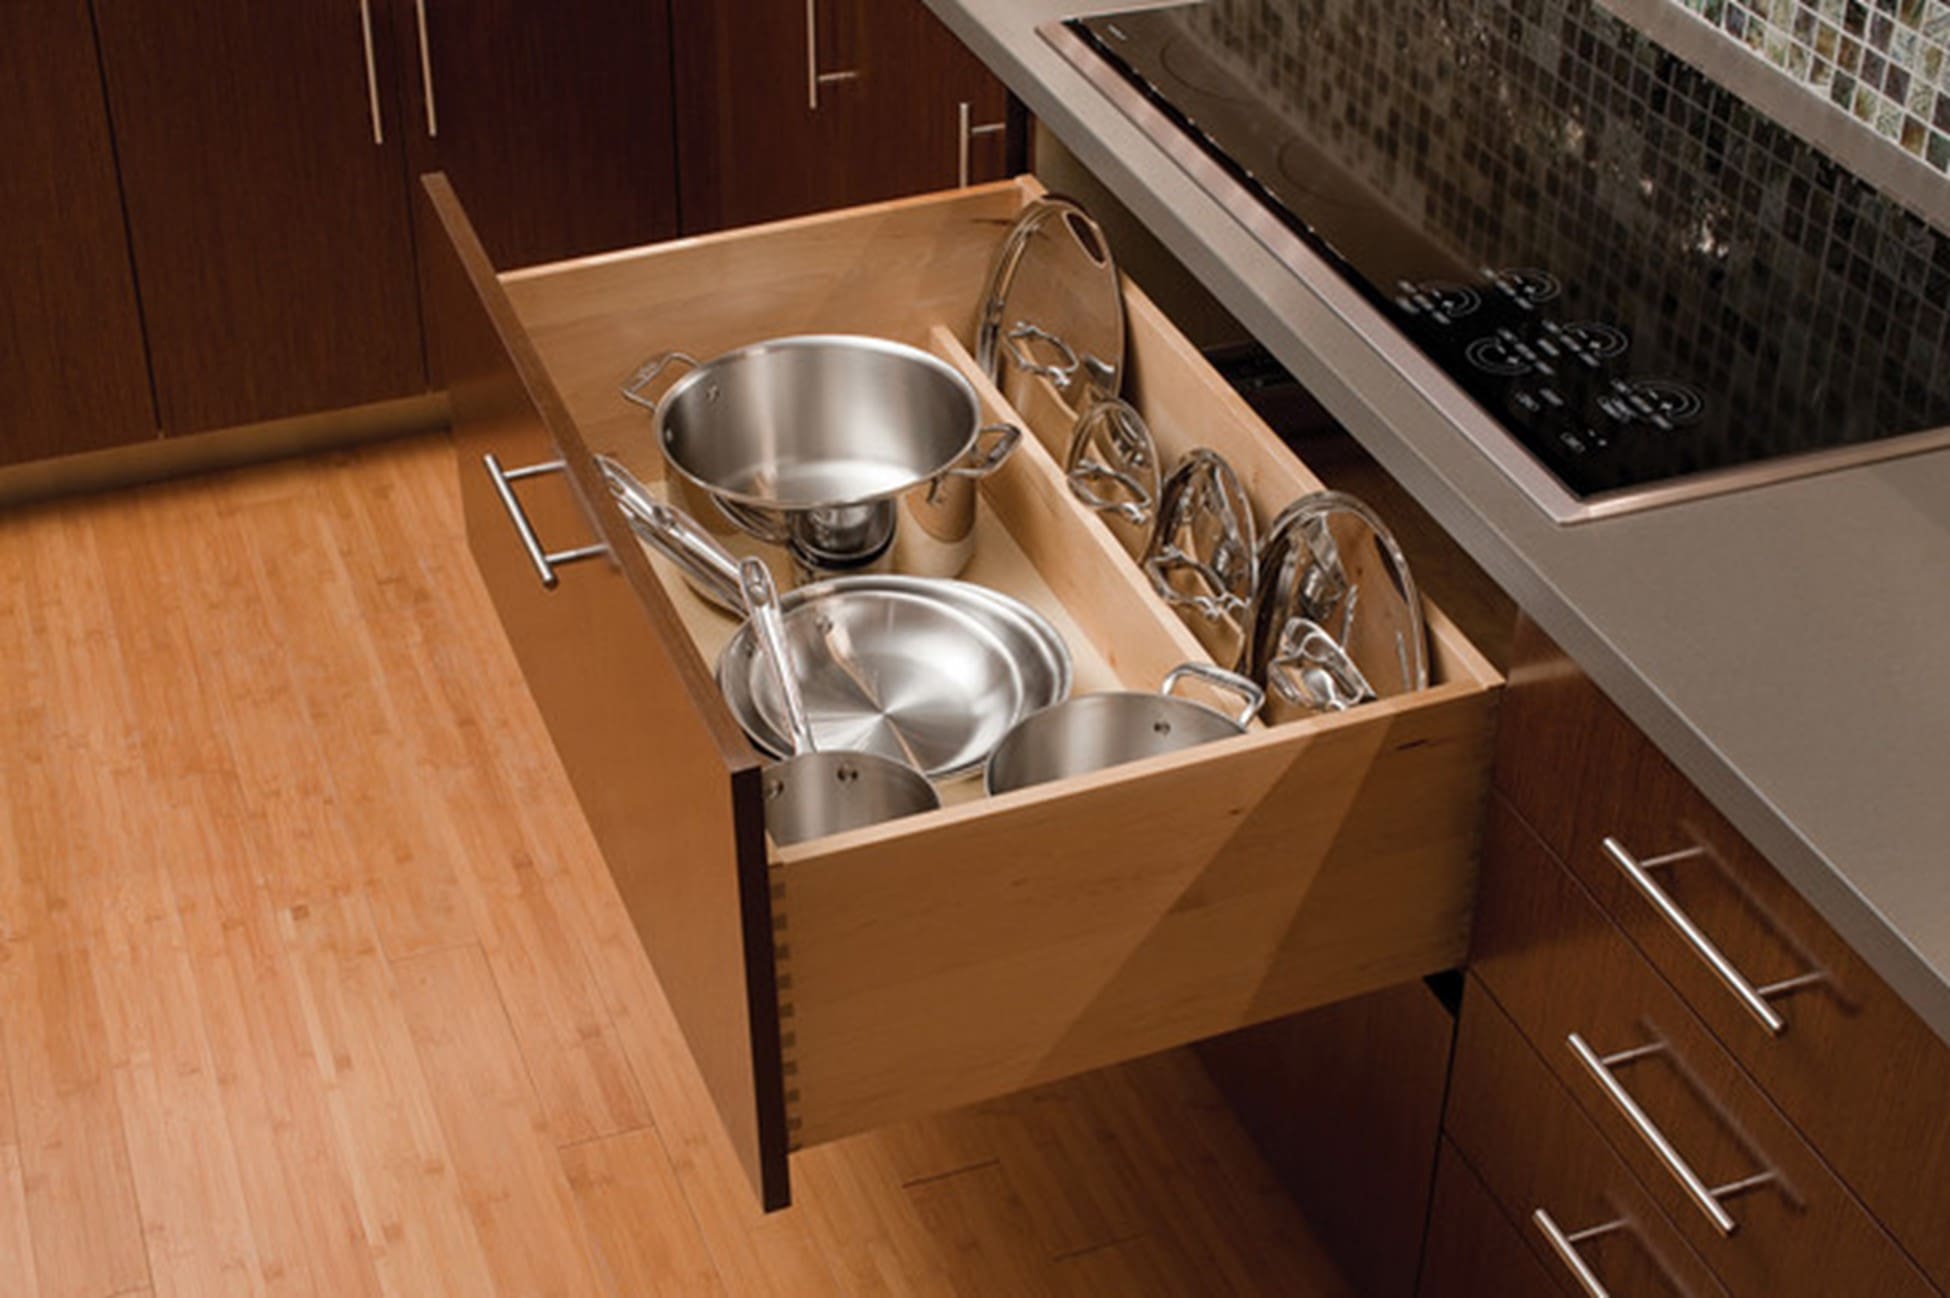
<box><xmin>93</xmin><ymin>0</ymin><xmax>426</xmax><ymax>435</ymax></box>
<box><xmin>672</xmin><ymin>0</ymin><xmax>1019</xmax><ymax>235</ymax></box>
<box><xmin>1199</xmin><ymin>982</ymin><xmax>1455</xmax><ymax>1298</ymax></box>
<box><xmin>1472</xmin><ymin>797</ymin><xmax>1932</xmax><ymax>1298</ymax></box>
<box><xmin>392</xmin><ymin>0</ymin><xmax>681</xmax><ymax>269</ymax></box>
<box><xmin>0</xmin><ymin>0</ymin><xmax>156</xmax><ymax>466</ymax></box>
<box><xmin>1448</xmin><ymin>978</ymin><xmax>1730</xmax><ymax>1298</ymax></box>
<box><xmin>1419</xmin><ymin>1140</ymin><xmax>1565</xmax><ymax>1298</ymax></box>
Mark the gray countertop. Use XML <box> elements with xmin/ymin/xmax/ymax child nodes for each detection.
<box><xmin>928</xmin><ymin>0</ymin><xmax>1950</xmax><ymax>1044</ymax></box>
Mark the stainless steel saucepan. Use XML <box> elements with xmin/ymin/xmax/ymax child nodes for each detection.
<box><xmin>620</xmin><ymin>335</ymin><xmax>1021</xmax><ymax>581</ymax></box>
<box><xmin>597</xmin><ymin>457</ymin><xmax>1072</xmax><ymax>780</ymax></box>
<box><xmin>737</xmin><ymin>557</ymin><xmax>939</xmax><ymax>846</ymax></box>
<box><xmin>983</xmin><ymin>663</ymin><xmax>1263</xmax><ymax>795</ymax></box>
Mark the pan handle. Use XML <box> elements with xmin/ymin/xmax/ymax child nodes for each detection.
<box><xmin>619</xmin><ymin>351</ymin><xmax>699</xmax><ymax>410</ymax></box>
<box><xmin>944</xmin><ymin>423</ymin><xmax>1022</xmax><ymax>479</ymax></box>
<box><xmin>1161</xmin><ymin>662</ymin><xmax>1265</xmax><ymax>728</ymax></box>
<box><xmin>740</xmin><ymin>557</ymin><xmax>818</xmax><ymax>759</ymax></box>
<box><xmin>593</xmin><ymin>454</ymin><xmax>744</xmax><ymax>611</ymax></box>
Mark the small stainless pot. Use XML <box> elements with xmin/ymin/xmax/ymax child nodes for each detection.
<box><xmin>620</xmin><ymin>336</ymin><xmax>1020</xmax><ymax>581</ymax></box>
<box><xmin>738</xmin><ymin>557</ymin><xmax>940</xmax><ymax>846</ymax></box>
<box><xmin>983</xmin><ymin>663</ymin><xmax>1263</xmax><ymax>795</ymax></box>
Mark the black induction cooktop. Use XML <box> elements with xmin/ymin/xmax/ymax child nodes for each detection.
<box><xmin>1048</xmin><ymin>0</ymin><xmax>1950</xmax><ymax>521</ymax></box>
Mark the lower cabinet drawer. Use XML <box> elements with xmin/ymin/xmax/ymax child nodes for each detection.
<box><xmin>1562</xmin><ymin>670</ymin><xmax>1950</xmax><ymax>1292</ymax></box>
<box><xmin>1420</xmin><ymin>1138</ymin><xmax>1566</xmax><ymax>1298</ymax></box>
<box><xmin>1472</xmin><ymin>797</ymin><xmax>1934</xmax><ymax>1297</ymax></box>
<box><xmin>1449</xmin><ymin>978</ymin><xmax>1728</xmax><ymax>1298</ymax></box>
<box><xmin>418</xmin><ymin>173</ymin><xmax>1503</xmax><ymax>1209</ymax></box>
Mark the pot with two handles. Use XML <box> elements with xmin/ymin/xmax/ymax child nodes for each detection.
<box><xmin>621</xmin><ymin>335</ymin><xmax>1022</xmax><ymax>585</ymax></box>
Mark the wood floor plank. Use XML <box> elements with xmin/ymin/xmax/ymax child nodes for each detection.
<box><xmin>319</xmin><ymin>451</ymin><xmax>652</xmax><ymax>1148</ymax></box>
<box><xmin>277</xmin><ymin>894</ymin><xmax>498</xmax><ymax>1298</ymax></box>
<box><xmin>559</xmin><ymin>1128</ymin><xmax>727</xmax><ymax>1298</ymax></box>
<box><xmin>977</xmin><ymin>1079</ymin><xmax>1152</xmax><ymax>1260</ymax></box>
<box><xmin>391</xmin><ymin>943</ymin><xmax>607</xmax><ymax>1298</ymax></box>
<box><xmin>0</xmin><ymin>1140</ymin><xmax>43</xmax><ymax>1298</ymax></box>
<box><xmin>791</xmin><ymin>1140</ymin><xmax>958</xmax><ymax>1298</ymax></box>
<box><xmin>39</xmin><ymin>512</ymin><xmax>267</xmax><ymax>1298</ymax></box>
<box><xmin>100</xmin><ymin>488</ymin><xmax>384</xmax><ymax>1298</ymax></box>
<box><xmin>0</xmin><ymin>512</ymin><xmax>153</xmax><ymax>1298</ymax></box>
<box><xmin>235</xmin><ymin>480</ymin><xmax>475</xmax><ymax>959</ymax></box>
<box><xmin>904</xmin><ymin>1162</ymin><xmax>1057</xmax><ymax>1298</ymax></box>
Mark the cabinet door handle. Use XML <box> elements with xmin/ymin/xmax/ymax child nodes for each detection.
<box><xmin>1531</xmin><ymin>1209</ymin><xmax>1619</xmax><ymax>1298</ymax></box>
<box><xmin>1601</xmin><ymin>836</ymin><xmax>1821</xmax><ymax>1035</ymax></box>
<box><xmin>483</xmin><ymin>455</ymin><xmax>609</xmax><ymax>589</ymax></box>
<box><xmin>358</xmin><ymin>0</ymin><xmax>384</xmax><ymax>145</ymax></box>
<box><xmin>414</xmin><ymin>0</ymin><xmax>439</xmax><ymax>136</ymax></box>
<box><xmin>804</xmin><ymin>0</ymin><xmax>860</xmax><ymax>110</ymax></box>
<box><xmin>957</xmin><ymin>100</ymin><xmax>1007</xmax><ymax>187</ymax></box>
<box><xmin>1567</xmin><ymin>1032</ymin><xmax>1774</xmax><ymax>1236</ymax></box>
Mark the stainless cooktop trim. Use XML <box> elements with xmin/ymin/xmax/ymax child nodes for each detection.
<box><xmin>1041</xmin><ymin>16</ymin><xmax>1950</xmax><ymax>525</ymax></box>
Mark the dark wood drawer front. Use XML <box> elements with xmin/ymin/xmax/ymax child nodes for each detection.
<box><xmin>1420</xmin><ymin>1138</ymin><xmax>1563</xmax><ymax>1298</ymax></box>
<box><xmin>1450</xmin><ymin>978</ymin><xmax>1727</xmax><ymax>1298</ymax></box>
<box><xmin>1563</xmin><ymin>679</ymin><xmax>1950</xmax><ymax>1291</ymax></box>
<box><xmin>1474</xmin><ymin>798</ymin><xmax>1934</xmax><ymax>1298</ymax></box>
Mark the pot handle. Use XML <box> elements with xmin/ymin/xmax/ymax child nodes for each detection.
<box><xmin>739</xmin><ymin>557</ymin><xmax>818</xmax><ymax>759</ymax></box>
<box><xmin>1267</xmin><ymin>617</ymin><xmax>1376</xmax><ymax>714</ymax></box>
<box><xmin>593</xmin><ymin>453</ymin><xmax>744</xmax><ymax>611</ymax></box>
<box><xmin>1004</xmin><ymin>322</ymin><xmax>1080</xmax><ymax>390</ymax></box>
<box><xmin>619</xmin><ymin>351</ymin><xmax>699</xmax><ymax>410</ymax></box>
<box><xmin>945</xmin><ymin>423</ymin><xmax>1022</xmax><ymax>480</ymax></box>
<box><xmin>1066</xmin><ymin>458</ymin><xmax>1154</xmax><ymax>527</ymax></box>
<box><xmin>1161</xmin><ymin>662</ymin><xmax>1265</xmax><ymax>728</ymax></box>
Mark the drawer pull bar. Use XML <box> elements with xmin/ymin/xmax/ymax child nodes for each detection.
<box><xmin>1568</xmin><ymin>1032</ymin><xmax>1777</xmax><ymax>1236</ymax></box>
<box><xmin>1532</xmin><ymin>1209</ymin><xmax>1622</xmax><ymax>1298</ymax></box>
<box><xmin>483</xmin><ymin>455</ymin><xmax>608</xmax><ymax>589</ymax></box>
<box><xmin>804</xmin><ymin>0</ymin><xmax>860</xmax><ymax>110</ymax></box>
<box><xmin>414</xmin><ymin>0</ymin><xmax>439</xmax><ymax>137</ymax></box>
<box><xmin>358</xmin><ymin>0</ymin><xmax>384</xmax><ymax>145</ymax></box>
<box><xmin>957</xmin><ymin>101</ymin><xmax>1007</xmax><ymax>187</ymax></box>
<box><xmin>1601</xmin><ymin>836</ymin><xmax>1809</xmax><ymax>1035</ymax></box>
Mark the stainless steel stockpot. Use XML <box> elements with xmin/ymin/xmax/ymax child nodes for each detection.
<box><xmin>983</xmin><ymin>663</ymin><xmax>1263</xmax><ymax>795</ymax></box>
<box><xmin>620</xmin><ymin>335</ymin><xmax>1021</xmax><ymax>580</ymax></box>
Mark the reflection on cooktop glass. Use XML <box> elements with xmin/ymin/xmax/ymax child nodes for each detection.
<box><xmin>1069</xmin><ymin>0</ymin><xmax>1950</xmax><ymax>501</ymax></box>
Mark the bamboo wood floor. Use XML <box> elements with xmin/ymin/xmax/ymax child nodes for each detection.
<box><xmin>0</xmin><ymin>434</ymin><xmax>1355</xmax><ymax>1298</ymax></box>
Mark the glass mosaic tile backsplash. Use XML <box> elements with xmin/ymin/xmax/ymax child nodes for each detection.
<box><xmin>1667</xmin><ymin>0</ymin><xmax>1950</xmax><ymax>174</ymax></box>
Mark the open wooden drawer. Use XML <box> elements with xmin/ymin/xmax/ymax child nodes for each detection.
<box><xmin>419</xmin><ymin>173</ymin><xmax>1502</xmax><ymax>1210</ymax></box>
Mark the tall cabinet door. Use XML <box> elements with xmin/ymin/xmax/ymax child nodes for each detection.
<box><xmin>1</xmin><ymin>0</ymin><xmax>156</xmax><ymax>465</ymax></box>
<box><xmin>672</xmin><ymin>0</ymin><xmax>1020</xmax><ymax>236</ymax></box>
<box><xmin>94</xmin><ymin>0</ymin><xmax>425</xmax><ymax>435</ymax></box>
<box><xmin>670</xmin><ymin>0</ymin><xmax>858</xmax><ymax>232</ymax></box>
<box><xmin>393</xmin><ymin>0</ymin><xmax>681</xmax><ymax>270</ymax></box>
<box><xmin>850</xmin><ymin>0</ymin><xmax>1016</xmax><ymax>197</ymax></box>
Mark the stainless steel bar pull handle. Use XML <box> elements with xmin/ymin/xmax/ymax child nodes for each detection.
<box><xmin>804</xmin><ymin>0</ymin><xmax>860</xmax><ymax>109</ymax></box>
<box><xmin>1601</xmin><ymin>836</ymin><xmax>1820</xmax><ymax>1034</ymax></box>
<box><xmin>1567</xmin><ymin>1032</ymin><xmax>1773</xmax><ymax>1236</ymax></box>
<box><xmin>358</xmin><ymin>0</ymin><xmax>384</xmax><ymax>145</ymax></box>
<box><xmin>414</xmin><ymin>0</ymin><xmax>439</xmax><ymax>136</ymax></box>
<box><xmin>957</xmin><ymin>100</ymin><xmax>1006</xmax><ymax>187</ymax></box>
<box><xmin>1532</xmin><ymin>1210</ymin><xmax>1621</xmax><ymax>1298</ymax></box>
<box><xmin>483</xmin><ymin>455</ymin><xmax>609</xmax><ymax>589</ymax></box>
